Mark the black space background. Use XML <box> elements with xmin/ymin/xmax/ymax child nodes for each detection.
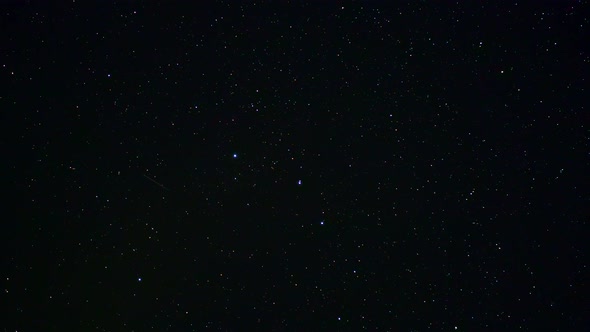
<box><xmin>2</xmin><ymin>1</ymin><xmax>588</xmax><ymax>331</ymax></box>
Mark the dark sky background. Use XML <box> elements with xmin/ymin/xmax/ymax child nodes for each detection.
<box><xmin>2</xmin><ymin>1</ymin><xmax>588</xmax><ymax>331</ymax></box>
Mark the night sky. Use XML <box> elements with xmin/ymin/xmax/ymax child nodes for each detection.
<box><xmin>3</xmin><ymin>1</ymin><xmax>588</xmax><ymax>331</ymax></box>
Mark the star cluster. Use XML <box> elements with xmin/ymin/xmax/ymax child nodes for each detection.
<box><xmin>3</xmin><ymin>2</ymin><xmax>587</xmax><ymax>331</ymax></box>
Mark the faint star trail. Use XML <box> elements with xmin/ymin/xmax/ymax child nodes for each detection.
<box><xmin>143</xmin><ymin>174</ymin><xmax>170</xmax><ymax>191</ymax></box>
